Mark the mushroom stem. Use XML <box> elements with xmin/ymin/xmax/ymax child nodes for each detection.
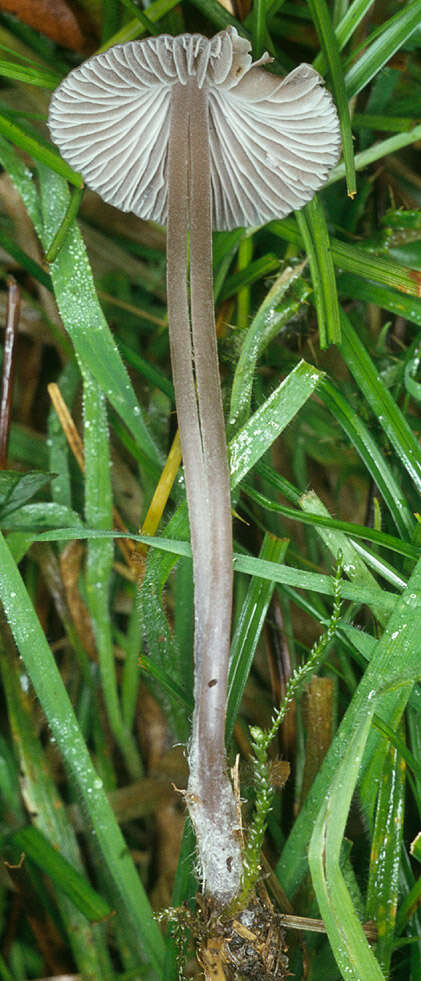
<box><xmin>167</xmin><ymin>80</ymin><xmax>242</xmax><ymax>905</ymax></box>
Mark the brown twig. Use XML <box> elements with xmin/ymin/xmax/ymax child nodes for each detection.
<box><xmin>281</xmin><ymin>914</ymin><xmax>378</xmax><ymax>942</ymax></box>
<box><xmin>47</xmin><ymin>382</ymin><xmax>85</xmax><ymax>470</ymax></box>
<box><xmin>259</xmin><ymin>854</ymin><xmax>378</xmax><ymax>942</ymax></box>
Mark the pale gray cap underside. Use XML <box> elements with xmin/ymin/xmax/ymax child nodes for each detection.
<box><xmin>49</xmin><ymin>27</ymin><xmax>341</xmax><ymax>231</ymax></box>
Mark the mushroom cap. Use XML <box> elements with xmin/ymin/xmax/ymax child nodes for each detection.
<box><xmin>49</xmin><ymin>27</ymin><xmax>341</xmax><ymax>230</ymax></box>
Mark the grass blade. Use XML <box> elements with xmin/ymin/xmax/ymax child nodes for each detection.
<box><xmin>0</xmin><ymin>637</ymin><xmax>113</xmax><ymax>979</ymax></box>
<box><xmin>307</xmin><ymin>0</ymin><xmax>355</xmax><ymax>196</ymax></box>
<box><xmin>83</xmin><ymin>370</ymin><xmax>141</xmax><ymax>779</ymax></box>
<box><xmin>271</xmin><ymin>218</ymin><xmax>421</xmax><ymax>297</ymax></box>
<box><xmin>242</xmin><ymin>483</ymin><xmax>417</xmax><ymax>559</ymax></box>
<box><xmin>366</xmin><ymin>736</ymin><xmax>405</xmax><ymax>975</ymax></box>
<box><xmin>229</xmin><ymin>360</ymin><xmax>323</xmax><ymax>485</ymax></box>
<box><xmin>228</xmin><ymin>263</ymin><xmax>308</xmax><ymax>434</ymax></box>
<box><xmin>227</xmin><ymin>535</ymin><xmax>289</xmax><ymax>743</ymax></box>
<box><xmin>6</xmin><ymin>826</ymin><xmax>112</xmax><ymax>923</ymax></box>
<box><xmin>309</xmin><ymin>713</ymin><xmax>385</xmax><ymax>981</ymax></box>
<box><xmin>318</xmin><ymin>376</ymin><xmax>415</xmax><ymax>539</ymax></box>
<box><xmin>314</xmin><ymin>0</ymin><xmax>375</xmax><ymax>74</ymax></box>
<box><xmin>345</xmin><ymin>0</ymin><xmax>421</xmax><ymax>97</ymax></box>
<box><xmin>339</xmin><ymin>311</ymin><xmax>421</xmax><ymax>496</ymax></box>
<box><xmin>299</xmin><ymin>195</ymin><xmax>342</xmax><ymax>346</ymax></box>
<box><xmin>0</xmin><ymin>113</ymin><xmax>82</xmax><ymax>186</ymax></box>
<box><xmin>0</xmin><ymin>56</ymin><xmax>60</xmax><ymax>87</ymax></box>
<box><xmin>327</xmin><ymin>123</ymin><xmax>421</xmax><ymax>188</ymax></box>
<box><xmin>0</xmin><ymin>531</ymin><xmax>165</xmax><ymax>976</ymax></box>
<box><xmin>277</xmin><ymin>554</ymin><xmax>421</xmax><ymax>898</ymax></box>
<box><xmin>338</xmin><ymin>272</ymin><xmax>421</xmax><ymax>328</ymax></box>
<box><xmin>37</xmin><ymin>166</ymin><xmax>161</xmax><ymax>466</ymax></box>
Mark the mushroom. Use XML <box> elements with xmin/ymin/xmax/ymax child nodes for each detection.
<box><xmin>49</xmin><ymin>27</ymin><xmax>340</xmax><ymax>907</ymax></box>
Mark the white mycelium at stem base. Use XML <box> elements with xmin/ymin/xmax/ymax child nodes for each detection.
<box><xmin>49</xmin><ymin>27</ymin><xmax>341</xmax><ymax>905</ymax></box>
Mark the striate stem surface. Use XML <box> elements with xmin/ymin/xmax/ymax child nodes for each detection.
<box><xmin>167</xmin><ymin>79</ymin><xmax>242</xmax><ymax>905</ymax></box>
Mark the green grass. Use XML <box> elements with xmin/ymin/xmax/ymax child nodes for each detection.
<box><xmin>0</xmin><ymin>1</ymin><xmax>421</xmax><ymax>979</ymax></box>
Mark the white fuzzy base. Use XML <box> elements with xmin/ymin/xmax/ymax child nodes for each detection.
<box><xmin>187</xmin><ymin>771</ymin><xmax>243</xmax><ymax>906</ymax></box>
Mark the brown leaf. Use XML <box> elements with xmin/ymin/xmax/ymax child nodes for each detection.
<box><xmin>81</xmin><ymin>191</ymin><xmax>166</xmax><ymax>253</ymax></box>
<box><xmin>136</xmin><ymin>686</ymin><xmax>169</xmax><ymax>770</ymax></box>
<box><xmin>59</xmin><ymin>541</ymin><xmax>97</xmax><ymax>660</ymax></box>
<box><xmin>300</xmin><ymin>675</ymin><xmax>334</xmax><ymax>805</ymax></box>
<box><xmin>150</xmin><ymin>797</ymin><xmax>185</xmax><ymax>908</ymax></box>
<box><xmin>199</xmin><ymin>937</ymin><xmax>229</xmax><ymax>981</ymax></box>
<box><xmin>0</xmin><ymin>0</ymin><xmax>97</xmax><ymax>52</ymax></box>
